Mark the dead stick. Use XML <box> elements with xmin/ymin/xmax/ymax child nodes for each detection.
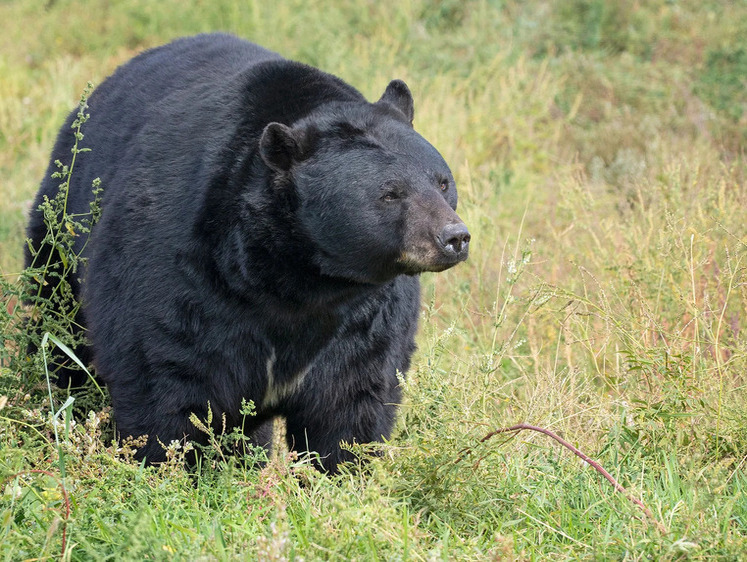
<box><xmin>480</xmin><ymin>423</ymin><xmax>668</xmax><ymax>534</ymax></box>
<box><xmin>3</xmin><ymin>469</ymin><xmax>70</xmax><ymax>558</ymax></box>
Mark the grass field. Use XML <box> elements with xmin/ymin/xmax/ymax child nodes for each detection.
<box><xmin>1</xmin><ymin>0</ymin><xmax>746</xmax><ymax>559</ymax></box>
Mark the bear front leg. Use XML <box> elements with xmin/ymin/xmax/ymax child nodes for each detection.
<box><xmin>106</xmin><ymin>374</ymin><xmax>215</xmax><ymax>465</ymax></box>
<box><xmin>116</xmin><ymin>406</ymin><xmax>205</xmax><ymax>465</ymax></box>
<box><xmin>284</xmin><ymin>381</ymin><xmax>402</xmax><ymax>473</ymax></box>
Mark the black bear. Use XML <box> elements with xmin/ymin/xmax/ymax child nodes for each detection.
<box><xmin>26</xmin><ymin>33</ymin><xmax>470</xmax><ymax>472</ymax></box>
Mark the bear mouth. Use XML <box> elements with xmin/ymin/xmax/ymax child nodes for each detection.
<box><xmin>397</xmin><ymin>248</ymin><xmax>469</xmax><ymax>275</ymax></box>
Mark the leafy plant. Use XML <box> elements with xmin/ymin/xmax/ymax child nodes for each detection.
<box><xmin>1</xmin><ymin>84</ymin><xmax>102</xmax><ymax>401</ymax></box>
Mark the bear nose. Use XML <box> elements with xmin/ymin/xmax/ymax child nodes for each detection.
<box><xmin>438</xmin><ymin>223</ymin><xmax>471</xmax><ymax>256</ymax></box>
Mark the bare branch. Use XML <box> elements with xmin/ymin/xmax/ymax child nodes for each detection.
<box><xmin>476</xmin><ymin>423</ymin><xmax>668</xmax><ymax>535</ymax></box>
<box><xmin>3</xmin><ymin>469</ymin><xmax>71</xmax><ymax>558</ymax></box>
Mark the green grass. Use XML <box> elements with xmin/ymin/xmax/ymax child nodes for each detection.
<box><xmin>2</xmin><ymin>0</ymin><xmax>746</xmax><ymax>559</ymax></box>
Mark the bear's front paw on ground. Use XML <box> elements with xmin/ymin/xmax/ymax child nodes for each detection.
<box><xmin>26</xmin><ymin>33</ymin><xmax>470</xmax><ymax>473</ymax></box>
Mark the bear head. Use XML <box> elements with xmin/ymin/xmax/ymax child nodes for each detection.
<box><xmin>259</xmin><ymin>79</ymin><xmax>470</xmax><ymax>285</ymax></box>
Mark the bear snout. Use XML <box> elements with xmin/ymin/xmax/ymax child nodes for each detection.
<box><xmin>437</xmin><ymin>222</ymin><xmax>471</xmax><ymax>259</ymax></box>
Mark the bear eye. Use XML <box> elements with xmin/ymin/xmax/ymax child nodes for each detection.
<box><xmin>382</xmin><ymin>191</ymin><xmax>400</xmax><ymax>202</ymax></box>
<box><xmin>439</xmin><ymin>180</ymin><xmax>449</xmax><ymax>192</ymax></box>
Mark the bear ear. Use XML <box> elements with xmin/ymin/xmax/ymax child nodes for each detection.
<box><xmin>259</xmin><ymin>122</ymin><xmax>302</xmax><ymax>172</ymax></box>
<box><xmin>377</xmin><ymin>79</ymin><xmax>414</xmax><ymax>125</ymax></box>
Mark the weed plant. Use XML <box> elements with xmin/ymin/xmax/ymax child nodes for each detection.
<box><xmin>1</xmin><ymin>0</ymin><xmax>746</xmax><ymax>559</ymax></box>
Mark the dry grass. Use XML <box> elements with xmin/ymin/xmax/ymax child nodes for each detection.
<box><xmin>1</xmin><ymin>0</ymin><xmax>746</xmax><ymax>559</ymax></box>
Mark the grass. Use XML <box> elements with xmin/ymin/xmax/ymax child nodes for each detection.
<box><xmin>1</xmin><ymin>0</ymin><xmax>746</xmax><ymax>559</ymax></box>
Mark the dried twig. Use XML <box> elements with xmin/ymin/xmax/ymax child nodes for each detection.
<box><xmin>474</xmin><ymin>423</ymin><xmax>668</xmax><ymax>534</ymax></box>
<box><xmin>2</xmin><ymin>469</ymin><xmax>71</xmax><ymax>558</ymax></box>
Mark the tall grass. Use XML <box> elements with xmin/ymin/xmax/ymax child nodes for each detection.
<box><xmin>1</xmin><ymin>0</ymin><xmax>746</xmax><ymax>559</ymax></box>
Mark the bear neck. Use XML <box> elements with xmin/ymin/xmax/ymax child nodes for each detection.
<box><xmin>197</xmin><ymin>63</ymin><xmax>386</xmax><ymax>312</ymax></box>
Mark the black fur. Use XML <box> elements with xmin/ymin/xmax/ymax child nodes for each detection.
<box><xmin>26</xmin><ymin>33</ymin><xmax>470</xmax><ymax>472</ymax></box>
